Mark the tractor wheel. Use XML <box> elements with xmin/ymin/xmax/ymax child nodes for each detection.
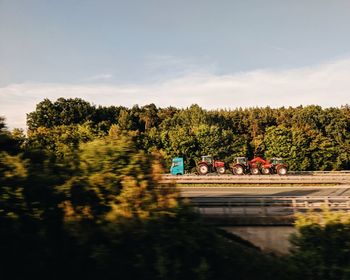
<box><xmin>232</xmin><ymin>165</ymin><xmax>244</xmax><ymax>175</ymax></box>
<box><xmin>277</xmin><ymin>166</ymin><xmax>287</xmax><ymax>175</ymax></box>
<box><xmin>261</xmin><ymin>167</ymin><xmax>270</xmax><ymax>175</ymax></box>
<box><xmin>198</xmin><ymin>164</ymin><xmax>209</xmax><ymax>175</ymax></box>
<box><xmin>251</xmin><ymin>167</ymin><xmax>260</xmax><ymax>175</ymax></box>
<box><xmin>217</xmin><ymin>166</ymin><xmax>226</xmax><ymax>175</ymax></box>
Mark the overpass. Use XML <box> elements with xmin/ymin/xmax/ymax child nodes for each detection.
<box><xmin>181</xmin><ymin>190</ymin><xmax>350</xmax><ymax>254</ymax></box>
<box><xmin>164</xmin><ymin>172</ymin><xmax>350</xmax><ymax>224</ymax></box>
<box><xmin>188</xmin><ymin>194</ymin><xmax>350</xmax><ymax>225</ymax></box>
<box><xmin>169</xmin><ymin>173</ymin><xmax>350</xmax><ymax>254</ymax></box>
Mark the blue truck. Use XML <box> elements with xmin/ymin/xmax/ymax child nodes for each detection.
<box><xmin>170</xmin><ymin>157</ymin><xmax>184</xmax><ymax>175</ymax></box>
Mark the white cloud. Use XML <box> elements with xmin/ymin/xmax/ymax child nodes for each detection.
<box><xmin>144</xmin><ymin>54</ymin><xmax>217</xmax><ymax>79</ymax></box>
<box><xmin>83</xmin><ymin>73</ymin><xmax>113</xmax><ymax>82</ymax></box>
<box><xmin>1</xmin><ymin>57</ymin><xmax>350</xmax><ymax>130</ymax></box>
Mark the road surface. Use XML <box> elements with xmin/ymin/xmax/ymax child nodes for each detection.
<box><xmin>180</xmin><ymin>186</ymin><xmax>350</xmax><ymax>197</ymax></box>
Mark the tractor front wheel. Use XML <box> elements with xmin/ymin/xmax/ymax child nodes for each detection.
<box><xmin>217</xmin><ymin>166</ymin><xmax>226</xmax><ymax>175</ymax></box>
<box><xmin>232</xmin><ymin>165</ymin><xmax>244</xmax><ymax>175</ymax></box>
<box><xmin>277</xmin><ymin>166</ymin><xmax>287</xmax><ymax>175</ymax></box>
<box><xmin>198</xmin><ymin>164</ymin><xmax>209</xmax><ymax>175</ymax></box>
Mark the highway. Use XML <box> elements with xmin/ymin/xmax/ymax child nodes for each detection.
<box><xmin>173</xmin><ymin>173</ymin><xmax>350</xmax><ymax>219</ymax></box>
<box><xmin>163</xmin><ymin>172</ymin><xmax>350</xmax><ymax>186</ymax></box>
<box><xmin>171</xmin><ymin>172</ymin><xmax>350</xmax><ymax>225</ymax></box>
<box><xmin>180</xmin><ymin>186</ymin><xmax>350</xmax><ymax>197</ymax></box>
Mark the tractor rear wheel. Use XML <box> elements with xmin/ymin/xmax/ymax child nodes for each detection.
<box><xmin>277</xmin><ymin>166</ymin><xmax>287</xmax><ymax>175</ymax></box>
<box><xmin>232</xmin><ymin>165</ymin><xmax>244</xmax><ymax>175</ymax></box>
<box><xmin>217</xmin><ymin>166</ymin><xmax>226</xmax><ymax>175</ymax></box>
<box><xmin>198</xmin><ymin>164</ymin><xmax>209</xmax><ymax>175</ymax></box>
<box><xmin>251</xmin><ymin>167</ymin><xmax>260</xmax><ymax>175</ymax></box>
<box><xmin>261</xmin><ymin>167</ymin><xmax>270</xmax><ymax>175</ymax></box>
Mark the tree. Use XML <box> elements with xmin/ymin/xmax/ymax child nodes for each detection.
<box><xmin>27</xmin><ymin>98</ymin><xmax>95</xmax><ymax>130</ymax></box>
<box><xmin>264</xmin><ymin>125</ymin><xmax>293</xmax><ymax>165</ymax></box>
<box><xmin>0</xmin><ymin>117</ymin><xmax>23</xmax><ymax>154</ymax></box>
<box><xmin>140</xmin><ymin>103</ymin><xmax>159</xmax><ymax>131</ymax></box>
<box><xmin>27</xmin><ymin>123</ymin><xmax>96</xmax><ymax>158</ymax></box>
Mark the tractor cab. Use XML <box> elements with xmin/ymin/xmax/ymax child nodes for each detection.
<box><xmin>170</xmin><ymin>157</ymin><xmax>184</xmax><ymax>175</ymax></box>
<box><xmin>201</xmin><ymin>155</ymin><xmax>213</xmax><ymax>164</ymax></box>
<box><xmin>270</xmin><ymin>158</ymin><xmax>285</xmax><ymax>165</ymax></box>
<box><xmin>235</xmin><ymin>157</ymin><xmax>248</xmax><ymax>166</ymax></box>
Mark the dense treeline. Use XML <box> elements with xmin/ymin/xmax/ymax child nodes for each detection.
<box><xmin>26</xmin><ymin>98</ymin><xmax>350</xmax><ymax>171</ymax></box>
<box><xmin>0</xmin><ymin>117</ymin><xmax>291</xmax><ymax>279</ymax></box>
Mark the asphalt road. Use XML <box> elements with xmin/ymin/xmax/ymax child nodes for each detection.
<box><xmin>180</xmin><ymin>186</ymin><xmax>350</xmax><ymax>197</ymax></box>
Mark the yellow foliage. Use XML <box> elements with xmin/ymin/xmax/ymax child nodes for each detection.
<box><xmin>294</xmin><ymin>206</ymin><xmax>350</xmax><ymax>229</ymax></box>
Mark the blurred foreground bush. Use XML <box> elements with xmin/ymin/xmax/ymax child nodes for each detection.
<box><xmin>0</xmin><ymin>121</ymin><xmax>291</xmax><ymax>279</ymax></box>
<box><xmin>290</xmin><ymin>208</ymin><xmax>350</xmax><ymax>280</ymax></box>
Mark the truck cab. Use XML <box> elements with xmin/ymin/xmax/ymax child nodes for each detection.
<box><xmin>170</xmin><ymin>157</ymin><xmax>184</xmax><ymax>175</ymax></box>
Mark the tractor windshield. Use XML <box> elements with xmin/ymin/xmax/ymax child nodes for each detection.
<box><xmin>202</xmin><ymin>156</ymin><xmax>213</xmax><ymax>163</ymax></box>
<box><xmin>236</xmin><ymin>157</ymin><xmax>247</xmax><ymax>165</ymax></box>
<box><xmin>271</xmin><ymin>158</ymin><xmax>284</xmax><ymax>165</ymax></box>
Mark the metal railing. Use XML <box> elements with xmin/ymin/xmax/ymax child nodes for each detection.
<box><xmin>162</xmin><ymin>174</ymin><xmax>350</xmax><ymax>184</ymax></box>
<box><xmin>190</xmin><ymin>196</ymin><xmax>350</xmax><ymax>217</ymax></box>
<box><xmin>164</xmin><ymin>171</ymin><xmax>350</xmax><ymax>177</ymax></box>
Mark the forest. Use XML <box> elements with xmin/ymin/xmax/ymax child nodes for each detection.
<box><xmin>1</xmin><ymin>98</ymin><xmax>350</xmax><ymax>279</ymax></box>
<box><xmin>24</xmin><ymin>98</ymin><xmax>350</xmax><ymax>171</ymax></box>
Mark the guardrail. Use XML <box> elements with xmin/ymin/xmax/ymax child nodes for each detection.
<box><xmin>190</xmin><ymin>196</ymin><xmax>350</xmax><ymax>217</ymax></box>
<box><xmin>289</xmin><ymin>171</ymin><xmax>350</xmax><ymax>175</ymax></box>
<box><xmin>164</xmin><ymin>171</ymin><xmax>350</xmax><ymax>177</ymax></box>
<box><xmin>162</xmin><ymin>174</ymin><xmax>350</xmax><ymax>185</ymax></box>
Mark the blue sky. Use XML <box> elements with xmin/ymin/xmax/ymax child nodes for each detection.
<box><xmin>1</xmin><ymin>0</ymin><xmax>350</xmax><ymax>129</ymax></box>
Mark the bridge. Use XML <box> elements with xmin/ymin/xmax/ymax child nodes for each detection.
<box><xmin>164</xmin><ymin>172</ymin><xmax>350</xmax><ymax>224</ymax></box>
<box><xmin>188</xmin><ymin>194</ymin><xmax>350</xmax><ymax>225</ymax></box>
<box><xmin>181</xmin><ymin>189</ymin><xmax>350</xmax><ymax>254</ymax></box>
<box><xmin>166</xmin><ymin>172</ymin><xmax>350</xmax><ymax>254</ymax></box>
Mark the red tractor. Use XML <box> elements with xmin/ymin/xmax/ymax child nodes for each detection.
<box><xmin>197</xmin><ymin>155</ymin><xmax>226</xmax><ymax>175</ymax></box>
<box><xmin>231</xmin><ymin>156</ymin><xmax>265</xmax><ymax>175</ymax></box>
<box><xmin>231</xmin><ymin>157</ymin><xmax>253</xmax><ymax>175</ymax></box>
<box><xmin>232</xmin><ymin>156</ymin><xmax>288</xmax><ymax>175</ymax></box>
<box><xmin>267</xmin><ymin>157</ymin><xmax>288</xmax><ymax>175</ymax></box>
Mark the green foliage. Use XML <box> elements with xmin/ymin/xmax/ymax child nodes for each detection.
<box><xmin>26</xmin><ymin>99</ymin><xmax>350</xmax><ymax>171</ymax></box>
<box><xmin>290</xmin><ymin>209</ymin><xmax>350</xmax><ymax>280</ymax></box>
<box><xmin>26</xmin><ymin>122</ymin><xmax>96</xmax><ymax>157</ymax></box>
<box><xmin>59</xmin><ymin>132</ymin><xmax>180</xmax><ymax>222</ymax></box>
<box><xmin>0</xmin><ymin>116</ymin><xmax>23</xmax><ymax>154</ymax></box>
<box><xmin>27</xmin><ymin>98</ymin><xmax>95</xmax><ymax>130</ymax></box>
<box><xmin>0</xmin><ymin>152</ymin><xmax>28</xmax><ymax>219</ymax></box>
<box><xmin>0</xmin><ymin>117</ymin><xmax>293</xmax><ymax>279</ymax></box>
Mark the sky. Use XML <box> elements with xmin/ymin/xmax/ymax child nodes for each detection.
<box><xmin>1</xmin><ymin>0</ymin><xmax>350</xmax><ymax>129</ymax></box>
